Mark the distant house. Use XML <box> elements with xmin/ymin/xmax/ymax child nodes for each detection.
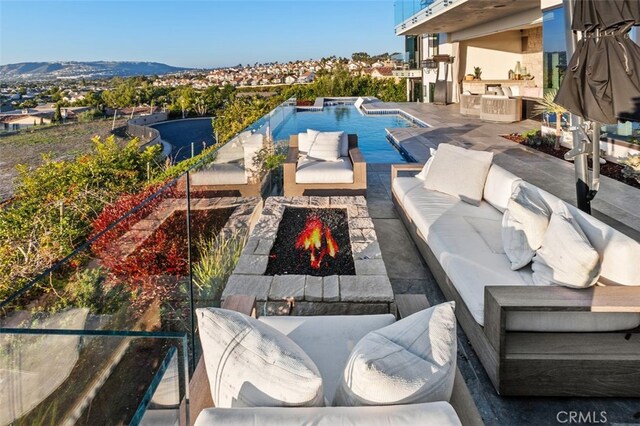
<box><xmin>284</xmin><ymin>75</ymin><xmax>297</xmax><ymax>84</ymax></box>
<box><xmin>347</xmin><ymin>62</ymin><xmax>360</xmax><ymax>72</ymax></box>
<box><xmin>371</xmin><ymin>61</ymin><xmax>385</xmax><ymax>68</ymax></box>
<box><xmin>370</xmin><ymin>67</ymin><xmax>398</xmax><ymax>81</ymax></box>
<box><xmin>297</xmin><ymin>72</ymin><xmax>315</xmax><ymax>83</ymax></box>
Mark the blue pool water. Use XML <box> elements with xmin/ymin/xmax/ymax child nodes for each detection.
<box><xmin>272</xmin><ymin>105</ymin><xmax>416</xmax><ymax>163</ymax></box>
<box><xmin>151</xmin><ymin>118</ymin><xmax>214</xmax><ymax>162</ymax></box>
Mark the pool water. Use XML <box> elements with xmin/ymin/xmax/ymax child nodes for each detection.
<box><xmin>272</xmin><ymin>105</ymin><xmax>416</xmax><ymax>163</ymax></box>
<box><xmin>151</xmin><ymin>118</ymin><xmax>214</xmax><ymax>162</ymax></box>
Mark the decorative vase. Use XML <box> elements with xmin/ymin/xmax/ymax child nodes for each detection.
<box><xmin>514</xmin><ymin>61</ymin><xmax>523</xmax><ymax>80</ymax></box>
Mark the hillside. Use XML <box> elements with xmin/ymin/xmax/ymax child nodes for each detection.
<box><xmin>0</xmin><ymin>61</ymin><xmax>191</xmax><ymax>81</ymax></box>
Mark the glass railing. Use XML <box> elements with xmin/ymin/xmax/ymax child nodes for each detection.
<box><xmin>394</xmin><ymin>0</ymin><xmax>435</xmax><ymax>27</ymax></box>
<box><xmin>0</xmin><ymin>99</ymin><xmax>293</xmax><ymax>423</ymax></box>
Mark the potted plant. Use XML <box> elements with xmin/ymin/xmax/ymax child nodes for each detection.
<box><xmin>473</xmin><ymin>67</ymin><xmax>482</xmax><ymax>80</ymax></box>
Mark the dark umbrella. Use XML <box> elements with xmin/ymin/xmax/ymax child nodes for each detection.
<box><xmin>555</xmin><ymin>0</ymin><xmax>640</xmax><ymax>213</ymax></box>
<box><xmin>557</xmin><ymin>0</ymin><xmax>640</xmax><ymax>124</ymax></box>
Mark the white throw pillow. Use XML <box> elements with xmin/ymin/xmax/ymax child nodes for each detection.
<box><xmin>196</xmin><ymin>308</ymin><xmax>324</xmax><ymax>408</ymax></box>
<box><xmin>502</xmin><ymin>182</ymin><xmax>552</xmax><ymax>270</ymax></box>
<box><xmin>333</xmin><ymin>302</ymin><xmax>457</xmax><ymax>407</ymax></box>
<box><xmin>415</xmin><ymin>148</ymin><xmax>437</xmax><ymax>180</ymax></box>
<box><xmin>423</xmin><ymin>144</ymin><xmax>493</xmax><ymax>206</ymax></box>
<box><xmin>299</xmin><ymin>130</ymin><xmax>319</xmax><ymax>154</ymax></box>
<box><xmin>531</xmin><ymin>202</ymin><xmax>601</xmax><ymax>288</ymax></box>
<box><xmin>307</xmin><ymin>131</ymin><xmax>343</xmax><ymax>161</ymax></box>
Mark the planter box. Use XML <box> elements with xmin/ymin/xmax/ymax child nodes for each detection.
<box><xmin>541</xmin><ymin>125</ymin><xmax>640</xmax><ymax>163</ymax></box>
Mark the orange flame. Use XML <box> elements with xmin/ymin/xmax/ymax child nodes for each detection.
<box><xmin>295</xmin><ymin>215</ymin><xmax>339</xmax><ymax>269</ymax></box>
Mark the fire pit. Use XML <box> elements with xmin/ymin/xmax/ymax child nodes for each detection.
<box><xmin>266</xmin><ymin>207</ymin><xmax>355</xmax><ymax>276</ymax></box>
<box><xmin>223</xmin><ymin>196</ymin><xmax>395</xmax><ymax>316</ymax></box>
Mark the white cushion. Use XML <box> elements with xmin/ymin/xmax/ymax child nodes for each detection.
<box><xmin>296</xmin><ymin>157</ymin><xmax>353</xmax><ymax>184</ymax></box>
<box><xmin>424</xmin><ymin>144</ymin><xmax>493</xmax><ymax>206</ymax></box>
<box><xmin>502</xmin><ymin>182</ymin><xmax>552</xmax><ymax>270</ymax></box>
<box><xmin>415</xmin><ymin>147</ymin><xmax>437</xmax><ymax>180</ymax></box>
<box><xmin>333</xmin><ymin>303</ymin><xmax>457</xmax><ymax>406</ymax></box>
<box><xmin>191</xmin><ymin>163</ymin><xmax>247</xmax><ymax>185</ymax></box>
<box><xmin>298</xmin><ymin>131</ymin><xmax>317</xmax><ymax>154</ymax></box>
<box><xmin>483</xmin><ymin>164</ymin><xmax>522</xmax><ymax>212</ymax></box>
<box><xmin>195</xmin><ymin>401</ymin><xmax>462</xmax><ymax>426</ymax></box>
<box><xmin>503</xmin><ymin>86</ymin><xmax>512</xmax><ymax>97</ymax></box>
<box><xmin>196</xmin><ymin>308</ymin><xmax>324</xmax><ymax>408</ymax></box>
<box><xmin>307</xmin><ymin>131</ymin><xmax>343</xmax><ymax>161</ymax></box>
<box><xmin>509</xmin><ymin>85</ymin><xmax>520</xmax><ymax>96</ymax></box>
<box><xmin>243</xmin><ymin>134</ymin><xmax>263</xmax><ymax>175</ymax></box>
<box><xmin>532</xmin><ymin>202</ymin><xmax>601</xmax><ymax>288</ymax></box>
<box><xmin>259</xmin><ymin>314</ymin><xmax>396</xmax><ymax>403</ymax></box>
<box><xmin>214</xmin><ymin>142</ymin><xmax>244</xmax><ymax>164</ymax></box>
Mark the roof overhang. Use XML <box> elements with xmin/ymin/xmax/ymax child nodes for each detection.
<box><xmin>396</xmin><ymin>0</ymin><xmax>541</xmax><ymax>37</ymax></box>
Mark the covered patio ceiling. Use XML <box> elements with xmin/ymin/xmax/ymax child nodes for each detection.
<box><xmin>396</xmin><ymin>0</ymin><xmax>541</xmax><ymax>36</ymax></box>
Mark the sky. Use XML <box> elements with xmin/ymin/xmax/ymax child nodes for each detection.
<box><xmin>0</xmin><ymin>0</ymin><xmax>402</xmax><ymax>68</ymax></box>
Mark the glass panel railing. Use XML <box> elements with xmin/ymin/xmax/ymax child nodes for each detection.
<box><xmin>0</xmin><ymin>97</ymin><xmax>293</xmax><ymax>424</ymax></box>
<box><xmin>0</xmin><ymin>330</ymin><xmax>188</xmax><ymax>425</ymax></box>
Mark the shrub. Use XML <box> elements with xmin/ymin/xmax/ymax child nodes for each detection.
<box><xmin>0</xmin><ymin>135</ymin><xmax>162</xmax><ymax>305</ymax></box>
<box><xmin>621</xmin><ymin>154</ymin><xmax>640</xmax><ymax>183</ymax></box>
<box><xmin>192</xmin><ymin>229</ymin><xmax>247</xmax><ymax>301</ymax></box>
<box><xmin>59</xmin><ymin>268</ymin><xmax>130</xmax><ymax>314</ymax></box>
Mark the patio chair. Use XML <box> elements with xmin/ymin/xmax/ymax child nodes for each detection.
<box><xmin>283</xmin><ymin>131</ymin><xmax>366</xmax><ymax>196</ymax></box>
<box><xmin>179</xmin><ymin>131</ymin><xmax>266</xmax><ymax>196</ymax></box>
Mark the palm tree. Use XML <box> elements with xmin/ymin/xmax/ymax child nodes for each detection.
<box><xmin>532</xmin><ymin>89</ymin><xmax>567</xmax><ymax>150</ymax></box>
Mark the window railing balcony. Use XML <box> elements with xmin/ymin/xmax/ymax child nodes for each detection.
<box><xmin>394</xmin><ymin>0</ymin><xmax>457</xmax><ymax>34</ymax></box>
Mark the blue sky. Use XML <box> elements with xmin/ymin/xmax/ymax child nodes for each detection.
<box><xmin>0</xmin><ymin>0</ymin><xmax>401</xmax><ymax>68</ymax></box>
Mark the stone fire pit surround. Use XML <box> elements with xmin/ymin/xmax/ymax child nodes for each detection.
<box><xmin>222</xmin><ymin>196</ymin><xmax>395</xmax><ymax>315</ymax></box>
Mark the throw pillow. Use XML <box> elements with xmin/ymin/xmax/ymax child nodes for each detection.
<box><xmin>502</xmin><ymin>182</ymin><xmax>552</xmax><ymax>270</ymax></box>
<box><xmin>531</xmin><ymin>202</ymin><xmax>601</xmax><ymax>288</ymax></box>
<box><xmin>415</xmin><ymin>148</ymin><xmax>437</xmax><ymax>180</ymax></box>
<box><xmin>196</xmin><ymin>308</ymin><xmax>324</xmax><ymax>408</ymax></box>
<box><xmin>423</xmin><ymin>144</ymin><xmax>494</xmax><ymax>206</ymax></box>
<box><xmin>333</xmin><ymin>302</ymin><xmax>457</xmax><ymax>407</ymax></box>
<box><xmin>298</xmin><ymin>129</ymin><xmax>319</xmax><ymax>154</ymax></box>
<box><xmin>307</xmin><ymin>131</ymin><xmax>343</xmax><ymax>161</ymax></box>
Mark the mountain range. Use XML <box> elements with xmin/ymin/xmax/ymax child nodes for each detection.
<box><xmin>0</xmin><ymin>61</ymin><xmax>192</xmax><ymax>81</ymax></box>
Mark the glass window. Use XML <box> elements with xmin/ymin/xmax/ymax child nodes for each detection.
<box><xmin>405</xmin><ymin>36</ymin><xmax>418</xmax><ymax>69</ymax></box>
<box><xmin>542</xmin><ymin>7</ymin><xmax>568</xmax><ymax>93</ymax></box>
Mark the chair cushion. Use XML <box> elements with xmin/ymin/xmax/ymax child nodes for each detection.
<box><xmin>307</xmin><ymin>131</ymin><xmax>343</xmax><ymax>161</ymax></box>
<box><xmin>196</xmin><ymin>308</ymin><xmax>324</xmax><ymax>408</ymax></box>
<box><xmin>333</xmin><ymin>303</ymin><xmax>457</xmax><ymax>407</ymax></box>
<box><xmin>296</xmin><ymin>157</ymin><xmax>354</xmax><ymax>184</ymax></box>
<box><xmin>259</xmin><ymin>314</ymin><xmax>396</xmax><ymax>403</ymax></box>
<box><xmin>191</xmin><ymin>163</ymin><xmax>247</xmax><ymax>185</ymax></box>
<box><xmin>194</xmin><ymin>401</ymin><xmax>462</xmax><ymax>426</ymax></box>
<box><xmin>502</xmin><ymin>182</ymin><xmax>552</xmax><ymax>270</ymax></box>
<box><xmin>243</xmin><ymin>134</ymin><xmax>263</xmax><ymax>175</ymax></box>
<box><xmin>532</xmin><ymin>202</ymin><xmax>601</xmax><ymax>288</ymax></box>
<box><xmin>424</xmin><ymin>144</ymin><xmax>493</xmax><ymax>206</ymax></box>
<box><xmin>483</xmin><ymin>164</ymin><xmax>522</xmax><ymax>212</ymax></box>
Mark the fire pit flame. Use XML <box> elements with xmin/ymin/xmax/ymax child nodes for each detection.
<box><xmin>295</xmin><ymin>215</ymin><xmax>339</xmax><ymax>269</ymax></box>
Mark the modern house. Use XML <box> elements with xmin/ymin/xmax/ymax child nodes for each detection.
<box><xmin>392</xmin><ymin>0</ymin><xmax>639</xmax><ymax>137</ymax></box>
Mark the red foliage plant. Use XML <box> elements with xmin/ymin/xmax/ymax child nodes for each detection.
<box><xmin>89</xmin><ymin>181</ymin><xmax>186</xmax><ymax>311</ymax></box>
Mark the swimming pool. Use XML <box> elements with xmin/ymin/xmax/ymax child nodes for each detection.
<box><xmin>150</xmin><ymin>118</ymin><xmax>214</xmax><ymax>162</ymax></box>
<box><xmin>272</xmin><ymin>105</ymin><xmax>417</xmax><ymax>163</ymax></box>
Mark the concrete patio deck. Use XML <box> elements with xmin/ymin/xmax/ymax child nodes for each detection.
<box><xmin>363</xmin><ymin>102</ymin><xmax>640</xmax><ymax>424</ymax></box>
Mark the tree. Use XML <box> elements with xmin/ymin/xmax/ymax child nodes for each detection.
<box><xmin>19</xmin><ymin>99</ymin><xmax>37</xmax><ymax>109</ymax></box>
<box><xmin>52</xmin><ymin>103</ymin><xmax>63</xmax><ymax>123</ymax></box>
<box><xmin>177</xmin><ymin>87</ymin><xmax>195</xmax><ymax>118</ymax></box>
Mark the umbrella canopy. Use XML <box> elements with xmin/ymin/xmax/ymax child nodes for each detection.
<box><xmin>555</xmin><ymin>0</ymin><xmax>640</xmax><ymax>124</ymax></box>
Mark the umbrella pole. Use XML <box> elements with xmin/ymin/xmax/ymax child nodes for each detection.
<box><xmin>563</xmin><ymin>0</ymin><xmax>592</xmax><ymax>213</ymax></box>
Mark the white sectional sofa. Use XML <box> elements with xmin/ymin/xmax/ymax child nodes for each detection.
<box><xmin>392</xmin><ymin>153</ymin><xmax>640</xmax><ymax>397</ymax></box>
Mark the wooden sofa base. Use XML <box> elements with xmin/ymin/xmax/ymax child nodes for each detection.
<box><xmin>392</xmin><ymin>190</ymin><xmax>640</xmax><ymax>397</ymax></box>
